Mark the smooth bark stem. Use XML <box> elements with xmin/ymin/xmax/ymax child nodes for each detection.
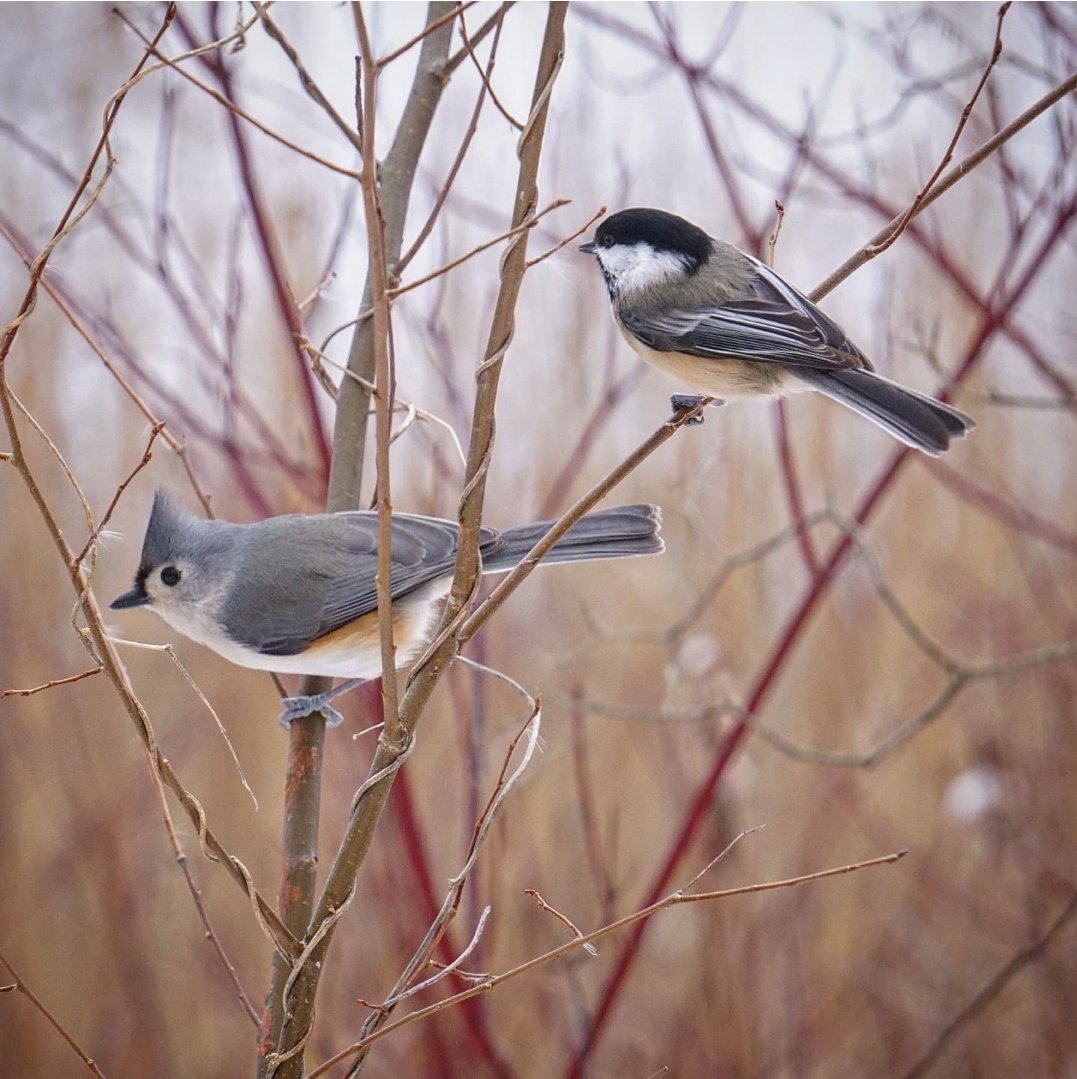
<box><xmin>260</xmin><ymin>5</ymin><xmax>458</xmax><ymax>1076</ymax></box>
<box><xmin>263</xmin><ymin>8</ymin><xmax>568</xmax><ymax>1077</ymax></box>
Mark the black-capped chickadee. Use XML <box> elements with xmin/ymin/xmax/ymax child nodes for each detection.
<box><xmin>111</xmin><ymin>492</ymin><xmax>664</xmax><ymax>727</ymax></box>
<box><xmin>580</xmin><ymin>207</ymin><xmax>974</xmax><ymax>455</ymax></box>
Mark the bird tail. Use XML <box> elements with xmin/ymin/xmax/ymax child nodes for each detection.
<box><xmin>794</xmin><ymin>367</ymin><xmax>974</xmax><ymax>456</ymax></box>
<box><xmin>482</xmin><ymin>504</ymin><xmax>664</xmax><ymax>573</ymax></box>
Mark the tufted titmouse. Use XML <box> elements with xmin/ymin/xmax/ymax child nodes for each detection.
<box><xmin>581</xmin><ymin>207</ymin><xmax>974</xmax><ymax>455</ymax></box>
<box><xmin>110</xmin><ymin>491</ymin><xmax>664</xmax><ymax>727</ymax></box>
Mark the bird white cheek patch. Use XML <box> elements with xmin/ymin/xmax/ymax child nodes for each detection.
<box><xmin>599</xmin><ymin>244</ymin><xmax>692</xmax><ymax>295</ymax></box>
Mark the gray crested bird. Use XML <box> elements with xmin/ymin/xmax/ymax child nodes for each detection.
<box><xmin>111</xmin><ymin>492</ymin><xmax>664</xmax><ymax>727</ymax></box>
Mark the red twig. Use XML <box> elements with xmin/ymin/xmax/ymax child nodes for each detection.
<box><xmin>173</xmin><ymin>10</ymin><xmax>332</xmax><ymax>488</ymax></box>
<box><xmin>927</xmin><ymin>459</ymin><xmax>1077</xmax><ymax>555</ymax></box>
<box><xmin>389</xmin><ymin>769</ymin><xmax>510</xmax><ymax>1072</ymax></box>
<box><xmin>566</xmin><ymin>178</ymin><xmax>1077</xmax><ymax>1079</ymax></box>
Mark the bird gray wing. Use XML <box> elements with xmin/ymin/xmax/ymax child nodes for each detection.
<box><xmin>621</xmin><ymin>256</ymin><xmax>872</xmax><ymax>372</ymax></box>
<box><xmin>221</xmin><ymin>513</ymin><xmax>494</xmax><ymax>657</ymax></box>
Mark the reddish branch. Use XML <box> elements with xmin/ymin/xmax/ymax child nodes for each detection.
<box><xmin>565</xmin><ymin>185</ymin><xmax>1077</xmax><ymax>1075</ymax></box>
<box><xmin>173</xmin><ymin>10</ymin><xmax>333</xmax><ymax>487</ymax></box>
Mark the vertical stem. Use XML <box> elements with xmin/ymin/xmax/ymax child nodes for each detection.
<box><xmin>259</xmin><ymin>4</ymin><xmax>457</xmax><ymax>1072</ymax></box>
<box><xmin>258</xmin><ymin>718</ymin><xmax>326</xmax><ymax>1064</ymax></box>
<box><xmin>354</xmin><ymin>7</ymin><xmax>401</xmax><ymax>741</ymax></box>
<box><xmin>443</xmin><ymin>4</ymin><xmax>568</xmax><ymax>614</ymax></box>
<box><xmin>265</xmin><ymin>8</ymin><xmax>568</xmax><ymax>1076</ymax></box>
<box><xmin>327</xmin><ymin>2</ymin><xmax>459</xmax><ymax>510</ymax></box>
<box><xmin>259</xmin><ymin>5</ymin><xmax>458</xmax><ymax>1076</ymax></box>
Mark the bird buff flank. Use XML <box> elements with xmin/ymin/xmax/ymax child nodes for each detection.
<box><xmin>111</xmin><ymin>492</ymin><xmax>664</xmax><ymax>728</ymax></box>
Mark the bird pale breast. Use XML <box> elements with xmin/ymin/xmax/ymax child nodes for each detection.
<box><xmin>157</xmin><ymin>590</ymin><xmax>444</xmax><ymax>680</ymax></box>
<box><xmin>617</xmin><ymin>323</ymin><xmax>798</xmax><ymax>398</ymax></box>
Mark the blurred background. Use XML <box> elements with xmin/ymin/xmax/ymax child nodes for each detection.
<box><xmin>1</xmin><ymin>3</ymin><xmax>1075</xmax><ymax>1076</ymax></box>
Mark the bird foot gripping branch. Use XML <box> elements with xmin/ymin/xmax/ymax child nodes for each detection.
<box><xmin>277</xmin><ymin>683</ymin><xmax>362</xmax><ymax>729</ymax></box>
<box><xmin>670</xmin><ymin>393</ymin><xmax>725</xmax><ymax>424</ymax></box>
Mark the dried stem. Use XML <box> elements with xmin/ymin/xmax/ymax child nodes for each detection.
<box><xmin>0</xmin><ymin>948</ymin><xmax>107</xmax><ymax>1077</ymax></box>
<box><xmin>310</xmin><ymin>848</ymin><xmax>907</xmax><ymax>1073</ymax></box>
<box><xmin>262</xmin><ymin>10</ymin><xmax>569</xmax><ymax>1076</ymax></box>
<box><xmin>2</xmin><ymin>667</ymin><xmax>103</xmax><ymax>699</ymax></box>
<box><xmin>354</xmin><ymin>6</ymin><xmax>402</xmax><ymax>742</ymax></box>
<box><xmin>902</xmin><ymin>890</ymin><xmax>1077</xmax><ymax>1079</ymax></box>
<box><xmin>0</xmin><ymin>3</ymin><xmax>297</xmax><ymax>962</ymax></box>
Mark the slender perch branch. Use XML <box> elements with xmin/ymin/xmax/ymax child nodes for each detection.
<box><xmin>259</xmin><ymin>5</ymin><xmax>459</xmax><ymax>1072</ymax></box>
<box><xmin>309</xmin><ymin>848</ymin><xmax>908</xmax><ymax>1074</ymax></box>
<box><xmin>262</xmin><ymin>9</ymin><xmax>569</xmax><ymax>1075</ymax></box>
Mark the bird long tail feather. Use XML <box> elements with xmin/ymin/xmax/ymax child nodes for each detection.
<box><xmin>794</xmin><ymin>367</ymin><xmax>974</xmax><ymax>456</ymax></box>
<box><xmin>481</xmin><ymin>505</ymin><xmax>664</xmax><ymax>573</ymax></box>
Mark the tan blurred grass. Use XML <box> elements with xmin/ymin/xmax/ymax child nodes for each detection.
<box><xmin>2</xmin><ymin>4</ymin><xmax>1076</xmax><ymax>1077</ymax></box>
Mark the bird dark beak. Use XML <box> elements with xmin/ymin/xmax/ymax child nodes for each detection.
<box><xmin>110</xmin><ymin>583</ymin><xmax>150</xmax><ymax>610</ymax></box>
<box><xmin>578</xmin><ymin>240</ymin><xmax>596</xmax><ymax>254</ymax></box>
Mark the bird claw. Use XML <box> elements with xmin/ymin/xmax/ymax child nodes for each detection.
<box><xmin>670</xmin><ymin>394</ymin><xmax>725</xmax><ymax>423</ymax></box>
<box><xmin>670</xmin><ymin>393</ymin><xmax>717</xmax><ymax>423</ymax></box>
<box><xmin>279</xmin><ymin>693</ymin><xmax>345</xmax><ymax>730</ymax></box>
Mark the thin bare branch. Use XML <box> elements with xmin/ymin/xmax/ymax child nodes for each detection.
<box><xmin>310</xmin><ymin>848</ymin><xmax>908</xmax><ymax>1074</ymax></box>
<box><xmin>865</xmin><ymin>2</ymin><xmax>1010</xmax><ymax>260</ymax></box>
<box><xmin>354</xmin><ymin>5</ymin><xmax>402</xmax><ymax>741</ymax></box>
<box><xmin>2</xmin><ymin>667</ymin><xmax>103</xmax><ymax>700</ymax></box>
<box><xmin>395</xmin><ymin>6</ymin><xmax>509</xmax><ymax>275</ymax></box>
<box><xmin>254</xmin><ymin>5</ymin><xmax>364</xmax><ymax>157</ymax></box>
<box><xmin>902</xmin><ymin>891</ymin><xmax>1077</xmax><ymax>1079</ymax></box>
<box><xmin>444</xmin><ymin>3</ymin><xmax>514</xmax><ymax>76</ymax></box>
<box><xmin>141</xmin><ymin>740</ymin><xmax>261</xmax><ymax>1026</ymax></box>
<box><xmin>458</xmin><ymin>8</ymin><xmax>524</xmax><ymax>130</ymax></box>
<box><xmin>384</xmin><ymin>907</ymin><xmax>493</xmax><ymax>1006</ymax></box>
<box><xmin>376</xmin><ymin>2</ymin><xmax>474</xmax><ymax>69</ymax></box>
<box><xmin>814</xmin><ymin>66</ymin><xmax>1077</xmax><ymax>301</ymax></box>
<box><xmin>388</xmin><ymin>198</ymin><xmax>569</xmax><ymax>298</ymax></box>
<box><xmin>117</xmin><ymin>10</ymin><xmax>363</xmax><ymax>180</ymax></box>
<box><xmin>524</xmin><ymin>890</ymin><xmax>599</xmax><ymax>956</ymax></box>
<box><xmin>71</xmin><ymin>421</ymin><xmax>166</xmax><ymax>572</ymax></box>
<box><xmin>526</xmin><ymin>204</ymin><xmax>606</xmax><ymax>268</ymax></box>
<box><xmin>0</xmin><ymin>948</ymin><xmax>107</xmax><ymax>1077</ymax></box>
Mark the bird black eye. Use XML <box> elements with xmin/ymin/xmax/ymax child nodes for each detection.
<box><xmin>600</xmin><ymin>234</ymin><xmax>615</xmax><ymax>248</ymax></box>
<box><xmin>160</xmin><ymin>566</ymin><xmax>181</xmax><ymax>587</ymax></box>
